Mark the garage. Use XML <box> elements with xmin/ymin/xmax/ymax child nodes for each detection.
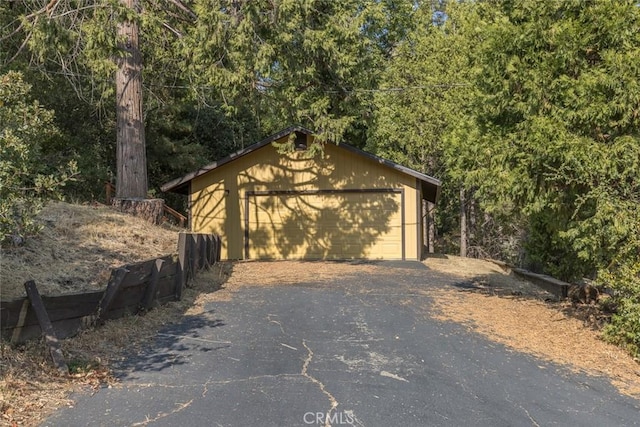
<box><xmin>161</xmin><ymin>126</ymin><xmax>441</xmax><ymax>261</ymax></box>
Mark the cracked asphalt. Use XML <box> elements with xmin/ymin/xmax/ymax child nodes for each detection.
<box><xmin>44</xmin><ymin>261</ymin><xmax>640</xmax><ymax>426</ymax></box>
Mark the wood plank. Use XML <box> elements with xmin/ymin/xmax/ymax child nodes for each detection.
<box><xmin>10</xmin><ymin>299</ymin><xmax>30</xmax><ymax>344</ymax></box>
<box><xmin>118</xmin><ymin>255</ymin><xmax>173</xmax><ymax>288</ymax></box>
<box><xmin>156</xmin><ymin>257</ymin><xmax>178</xmax><ymax>278</ymax></box>
<box><xmin>141</xmin><ymin>259</ymin><xmax>165</xmax><ymax>311</ymax></box>
<box><xmin>199</xmin><ymin>234</ymin><xmax>209</xmax><ymax>270</ymax></box>
<box><xmin>190</xmin><ymin>233</ymin><xmax>199</xmax><ymax>276</ymax></box>
<box><xmin>119</xmin><ymin>260</ymin><xmax>153</xmax><ymax>288</ymax></box>
<box><xmin>39</xmin><ymin>292</ymin><xmax>104</xmax><ymax>318</ymax></box>
<box><xmin>107</xmin><ymin>283</ymin><xmax>146</xmax><ymax>312</ymax></box>
<box><xmin>154</xmin><ymin>274</ymin><xmax>176</xmax><ymax>300</ymax></box>
<box><xmin>1</xmin><ymin>291</ymin><xmax>104</xmax><ymax>329</ymax></box>
<box><xmin>96</xmin><ymin>268</ymin><xmax>128</xmax><ymax>324</ymax></box>
<box><xmin>2</xmin><ymin>275</ymin><xmax>178</xmax><ymax>344</ymax></box>
<box><xmin>1</xmin><ymin>298</ymin><xmax>31</xmax><ymax>327</ymax></box>
<box><xmin>215</xmin><ymin>235</ymin><xmax>222</xmax><ymax>262</ymax></box>
<box><xmin>176</xmin><ymin>232</ymin><xmax>187</xmax><ymax>300</ymax></box>
<box><xmin>512</xmin><ymin>268</ymin><xmax>570</xmax><ymax>298</ymax></box>
<box><xmin>209</xmin><ymin>234</ymin><xmax>216</xmax><ymax>265</ymax></box>
<box><xmin>208</xmin><ymin>234</ymin><xmax>215</xmax><ymax>265</ymax></box>
<box><xmin>105</xmin><ymin>298</ymin><xmax>144</xmax><ymax>320</ymax></box>
<box><xmin>2</xmin><ymin>316</ymin><xmax>92</xmax><ymax>344</ymax></box>
<box><xmin>24</xmin><ymin>281</ymin><xmax>68</xmax><ymax>373</ymax></box>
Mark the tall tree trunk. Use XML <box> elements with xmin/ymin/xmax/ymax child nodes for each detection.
<box><xmin>460</xmin><ymin>186</ymin><xmax>467</xmax><ymax>257</ymax></box>
<box><xmin>427</xmin><ymin>201</ymin><xmax>436</xmax><ymax>254</ymax></box>
<box><xmin>423</xmin><ymin>199</ymin><xmax>436</xmax><ymax>255</ymax></box>
<box><xmin>468</xmin><ymin>192</ymin><xmax>476</xmax><ymax>255</ymax></box>
<box><xmin>115</xmin><ymin>0</ymin><xmax>147</xmax><ymax>199</ymax></box>
<box><xmin>422</xmin><ymin>199</ymin><xmax>428</xmax><ymax>257</ymax></box>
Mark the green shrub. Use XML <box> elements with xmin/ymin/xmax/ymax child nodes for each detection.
<box><xmin>0</xmin><ymin>71</ymin><xmax>77</xmax><ymax>245</ymax></box>
<box><xmin>600</xmin><ymin>255</ymin><xmax>640</xmax><ymax>359</ymax></box>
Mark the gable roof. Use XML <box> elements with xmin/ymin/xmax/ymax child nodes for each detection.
<box><xmin>161</xmin><ymin>126</ymin><xmax>441</xmax><ymax>203</ymax></box>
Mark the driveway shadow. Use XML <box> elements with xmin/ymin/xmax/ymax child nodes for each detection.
<box><xmin>114</xmin><ymin>314</ymin><xmax>227</xmax><ymax>378</ymax></box>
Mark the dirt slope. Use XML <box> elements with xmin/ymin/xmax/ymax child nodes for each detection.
<box><xmin>1</xmin><ymin>201</ymin><xmax>178</xmax><ymax>299</ymax></box>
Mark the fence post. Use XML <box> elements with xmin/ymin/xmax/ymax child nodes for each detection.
<box><xmin>141</xmin><ymin>258</ymin><xmax>164</xmax><ymax>310</ymax></box>
<box><xmin>176</xmin><ymin>232</ymin><xmax>187</xmax><ymax>300</ymax></box>
<box><xmin>199</xmin><ymin>234</ymin><xmax>208</xmax><ymax>270</ymax></box>
<box><xmin>10</xmin><ymin>299</ymin><xmax>30</xmax><ymax>344</ymax></box>
<box><xmin>96</xmin><ymin>268</ymin><xmax>128</xmax><ymax>324</ymax></box>
<box><xmin>24</xmin><ymin>281</ymin><xmax>68</xmax><ymax>373</ymax></box>
<box><xmin>207</xmin><ymin>234</ymin><xmax>214</xmax><ymax>266</ymax></box>
<box><xmin>189</xmin><ymin>233</ymin><xmax>198</xmax><ymax>282</ymax></box>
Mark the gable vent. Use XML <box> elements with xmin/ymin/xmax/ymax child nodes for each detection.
<box><xmin>294</xmin><ymin>132</ymin><xmax>307</xmax><ymax>151</ymax></box>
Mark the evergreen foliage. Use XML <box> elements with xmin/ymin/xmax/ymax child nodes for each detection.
<box><xmin>461</xmin><ymin>0</ymin><xmax>640</xmax><ymax>354</ymax></box>
<box><xmin>0</xmin><ymin>71</ymin><xmax>77</xmax><ymax>245</ymax></box>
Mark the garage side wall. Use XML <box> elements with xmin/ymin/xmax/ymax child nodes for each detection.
<box><xmin>190</xmin><ymin>136</ymin><xmax>420</xmax><ymax>260</ymax></box>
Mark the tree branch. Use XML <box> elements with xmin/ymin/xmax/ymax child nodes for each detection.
<box><xmin>167</xmin><ymin>0</ymin><xmax>197</xmax><ymax>20</ymax></box>
<box><xmin>162</xmin><ymin>21</ymin><xmax>183</xmax><ymax>38</ymax></box>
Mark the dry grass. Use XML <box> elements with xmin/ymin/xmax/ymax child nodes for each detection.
<box><xmin>0</xmin><ymin>264</ymin><xmax>230</xmax><ymax>427</ymax></box>
<box><xmin>1</xmin><ymin>201</ymin><xmax>180</xmax><ymax>426</ymax></box>
<box><xmin>0</xmin><ymin>201</ymin><xmax>178</xmax><ymax>299</ymax></box>
<box><xmin>424</xmin><ymin>254</ymin><xmax>640</xmax><ymax>398</ymax></box>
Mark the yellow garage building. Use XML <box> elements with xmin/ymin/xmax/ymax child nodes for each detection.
<box><xmin>161</xmin><ymin>126</ymin><xmax>441</xmax><ymax>261</ymax></box>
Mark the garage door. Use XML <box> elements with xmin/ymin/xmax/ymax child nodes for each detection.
<box><xmin>245</xmin><ymin>189</ymin><xmax>403</xmax><ymax>260</ymax></box>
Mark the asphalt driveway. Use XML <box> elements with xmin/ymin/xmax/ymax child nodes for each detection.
<box><xmin>44</xmin><ymin>261</ymin><xmax>639</xmax><ymax>426</ymax></box>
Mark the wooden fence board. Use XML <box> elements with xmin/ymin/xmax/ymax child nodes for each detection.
<box><xmin>189</xmin><ymin>233</ymin><xmax>198</xmax><ymax>281</ymax></box>
<box><xmin>175</xmin><ymin>232</ymin><xmax>187</xmax><ymax>300</ymax></box>
<box><xmin>2</xmin><ymin>315</ymin><xmax>96</xmax><ymax>343</ymax></box>
<box><xmin>512</xmin><ymin>268</ymin><xmax>570</xmax><ymax>298</ymax></box>
<box><xmin>24</xmin><ymin>281</ymin><xmax>68</xmax><ymax>373</ymax></box>
<box><xmin>1</xmin><ymin>291</ymin><xmax>104</xmax><ymax>329</ymax></box>
<box><xmin>156</xmin><ymin>274</ymin><xmax>177</xmax><ymax>300</ymax></box>
<box><xmin>1</xmin><ymin>298</ymin><xmax>29</xmax><ymax>326</ymax></box>
<box><xmin>108</xmin><ymin>284</ymin><xmax>147</xmax><ymax>313</ymax></box>
<box><xmin>10</xmin><ymin>299</ymin><xmax>29</xmax><ymax>344</ymax></box>
<box><xmin>157</xmin><ymin>258</ymin><xmax>178</xmax><ymax>278</ymax></box>
<box><xmin>141</xmin><ymin>259</ymin><xmax>165</xmax><ymax>310</ymax></box>
<box><xmin>96</xmin><ymin>268</ymin><xmax>128</xmax><ymax>324</ymax></box>
<box><xmin>209</xmin><ymin>234</ymin><xmax>216</xmax><ymax>265</ymax></box>
<box><xmin>200</xmin><ymin>234</ymin><xmax>209</xmax><ymax>270</ymax></box>
<box><xmin>118</xmin><ymin>255</ymin><xmax>174</xmax><ymax>288</ymax></box>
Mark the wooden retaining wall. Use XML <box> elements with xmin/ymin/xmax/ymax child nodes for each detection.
<box><xmin>485</xmin><ymin>258</ymin><xmax>570</xmax><ymax>298</ymax></box>
<box><xmin>1</xmin><ymin>233</ymin><xmax>221</xmax><ymax>345</ymax></box>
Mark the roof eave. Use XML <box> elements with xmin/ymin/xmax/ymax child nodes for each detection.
<box><xmin>337</xmin><ymin>143</ymin><xmax>441</xmax><ymax>203</ymax></box>
<box><xmin>161</xmin><ymin>125</ymin><xmax>314</xmax><ymax>193</ymax></box>
<box><xmin>161</xmin><ymin>126</ymin><xmax>442</xmax><ymax>204</ymax></box>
